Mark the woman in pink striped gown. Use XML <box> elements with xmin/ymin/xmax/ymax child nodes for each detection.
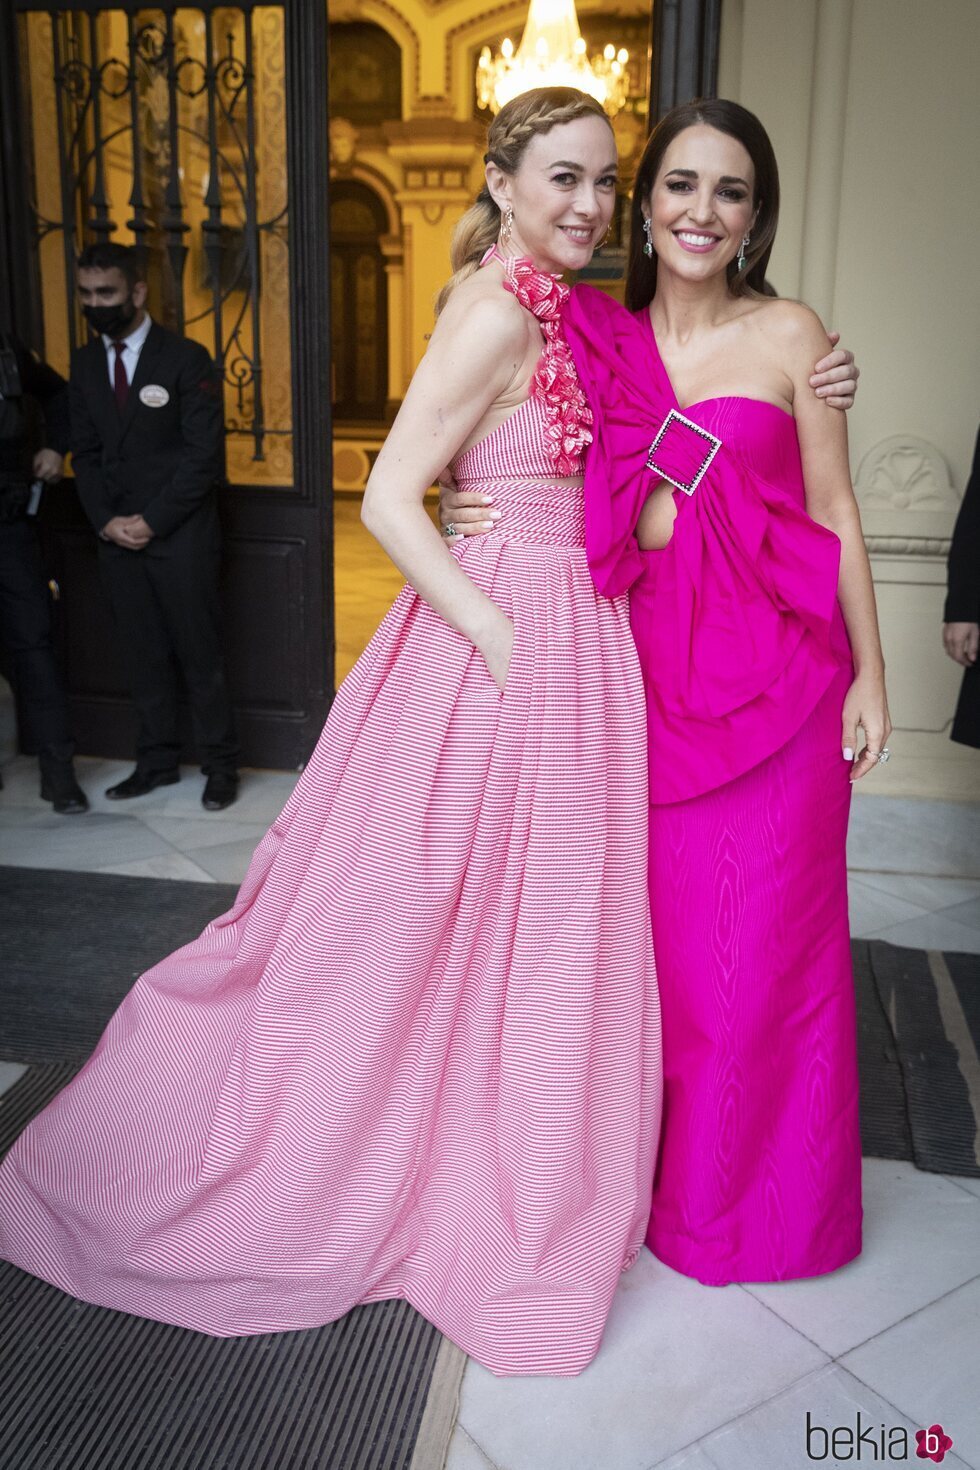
<box><xmin>444</xmin><ymin>100</ymin><xmax>881</xmax><ymax>1287</ymax></box>
<box><xmin>0</xmin><ymin>90</ymin><xmax>662</xmax><ymax>1378</ymax></box>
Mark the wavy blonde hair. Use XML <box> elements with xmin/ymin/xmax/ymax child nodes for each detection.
<box><xmin>435</xmin><ymin>87</ymin><xmax>611</xmax><ymax>315</ymax></box>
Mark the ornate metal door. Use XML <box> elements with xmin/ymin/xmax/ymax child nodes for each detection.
<box><xmin>330</xmin><ymin>182</ymin><xmax>389</xmax><ymax>423</ymax></box>
<box><xmin>1</xmin><ymin>1</ymin><xmax>332</xmax><ymax>769</ymax></box>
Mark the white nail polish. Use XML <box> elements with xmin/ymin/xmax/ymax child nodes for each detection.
<box><xmin>843</xmin><ymin>747</ymin><xmax>854</xmax><ymax>761</ymax></box>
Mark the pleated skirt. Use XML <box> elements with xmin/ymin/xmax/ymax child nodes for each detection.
<box><xmin>0</xmin><ymin>532</ymin><xmax>662</xmax><ymax>1377</ymax></box>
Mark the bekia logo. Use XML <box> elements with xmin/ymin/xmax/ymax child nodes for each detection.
<box><xmin>915</xmin><ymin>1426</ymin><xmax>954</xmax><ymax>1463</ymax></box>
<box><xmin>805</xmin><ymin>1412</ymin><xmax>954</xmax><ymax>1462</ymax></box>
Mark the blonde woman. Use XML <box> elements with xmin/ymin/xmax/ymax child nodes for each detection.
<box><xmin>0</xmin><ymin>90</ymin><xmax>660</xmax><ymax>1378</ymax></box>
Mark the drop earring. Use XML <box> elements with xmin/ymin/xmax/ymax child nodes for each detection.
<box><xmin>737</xmin><ymin>233</ymin><xmax>751</xmax><ymax>271</ymax></box>
<box><xmin>642</xmin><ymin>216</ymin><xmax>653</xmax><ymax>258</ymax></box>
<box><xmin>500</xmin><ymin>205</ymin><xmax>514</xmax><ymax>247</ymax></box>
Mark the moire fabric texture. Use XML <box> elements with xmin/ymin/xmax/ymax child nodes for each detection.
<box><xmin>566</xmin><ymin>285</ymin><xmax>861</xmax><ymax>1283</ymax></box>
<box><xmin>0</xmin><ymin>265</ymin><xmax>662</xmax><ymax>1377</ymax></box>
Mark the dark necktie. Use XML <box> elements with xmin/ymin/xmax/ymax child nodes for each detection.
<box><xmin>112</xmin><ymin>340</ymin><xmax>129</xmax><ymax>411</ymax></box>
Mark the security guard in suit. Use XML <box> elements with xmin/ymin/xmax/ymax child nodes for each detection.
<box><xmin>0</xmin><ymin>329</ymin><xmax>88</xmax><ymax>812</ymax></box>
<box><xmin>70</xmin><ymin>243</ymin><xmax>239</xmax><ymax>809</ymax></box>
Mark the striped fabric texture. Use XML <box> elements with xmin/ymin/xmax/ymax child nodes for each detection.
<box><xmin>0</xmin><ymin>315</ymin><xmax>662</xmax><ymax>1376</ymax></box>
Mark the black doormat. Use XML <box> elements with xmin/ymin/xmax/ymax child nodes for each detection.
<box><xmin>854</xmin><ymin>938</ymin><xmax>980</xmax><ymax>1177</ymax></box>
<box><xmin>0</xmin><ymin>869</ymin><xmax>466</xmax><ymax>1470</ymax></box>
<box><xmin>0</xmin><ymin>866</ymin><xmax>241</xmax><ymax>1064</ymax></box>
<box><xmin>0</xmin><ymin>1244</ymin><xmax>463</xmax><ymax>1470</ymax></box>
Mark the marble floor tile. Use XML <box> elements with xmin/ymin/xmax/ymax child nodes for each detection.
<box><xmin>0</xmin><ymin>754</ymin><xmax>49</xmax><ymax>808</ymax></box>
<box><xmin>853</xmin><ymin>872</ymin><xmax>980</xmax><ymax>912</ymax></box>
<box><xmin>184</xmin><ymin>836</ymin><xmax>262</xmax><ymax>884</ymax></box>
<box><xmin>945</xmin><ymin>1175</ymin><xmax>980</xmax><ymax>1200</ymax></box>
<box><xmin>0</xmin><ymin>812</ymin><xmax>173</xmax><ymax>871</ymax></box>
<box><xmin>0</xmin><ymin>1062</ymin><xmax>27</xmax><ymax>1099</ymax></box>
<box><xmin>650</xmin><ymin>1448</ymin><xmax>716</xmax><ymax>1470</ymax></box>
<box><xmin>744</xmin><ymin>1160</ymin><xmax>980</xmax><ymax>1358</ymax></box>
<box><xmin>865</xmin><ymin>910</ymin><xmax>980</xmax><ymax>955</ymax></box>
<box><xmin>937</xmin><ymin>896</ymin><xmax>980</xmax><ymax>932</ymax></box>
<box><xmin>0</xmin><ymin>803</ymin><xmax>75</xmax><ymax>829</ymax></box>
<box><xmin>847</xmin><ymin>796</ymin><xmax>980</xmax><ymax>879</ymax></box>
<box><xmin>457</xmin><ymin>1251</ymin><xmax>827</xmax><ymax>1470</ymax></box>
<box><xmin>663</xmin><ymin>1363</ymin><xmax>973</xmax><ymax>1470</ymax></box>
<box><xmin>218</xmin><ymin>776</ymin><xmax>299</xmax><ymax>825</ymax></box>
<box><xmin>840</xmin><ymin>1277</ymin><xmax>980</xmax><ymax>1469</ymax></box>
<box><xmin>847</xmin><ymin>878</ymin><xmax>929</xmax><ymax>936</ymax></box>
<box><xmin>137</xmin><ymin>814</ymin><xmax>270</xmax><ymax>854</ymax></box>
<box><xmin>445</xmin><ymin>1424</ymin><xmax>501</xmax><ymax>1470</ymax></box>
<box><xmin>95</xmin><ymin>853</ymin><xmax>217</xmax><ymax>882</ymax></box>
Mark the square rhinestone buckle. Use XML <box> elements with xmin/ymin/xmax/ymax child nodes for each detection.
<box><xmin>646</xmin><ymin>409</ymin><xmax>722</xmax><ymax>497</ymax></box>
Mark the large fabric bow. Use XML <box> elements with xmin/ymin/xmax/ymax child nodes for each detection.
<box><xmin>564</xmin><ymin>285</ymin><xmax>850</xmax><ymax>804</ymax></box>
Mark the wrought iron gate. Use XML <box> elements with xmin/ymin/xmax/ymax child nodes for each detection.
<box><xmin>1</xmin><ymin>1</ymin><xmax>333</xmax><ymax>769</ymax></box>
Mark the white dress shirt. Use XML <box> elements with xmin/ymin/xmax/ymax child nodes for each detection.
<box><xmin>102</xmin><ymin>311</ymin><xmax>153</xmax><ymax>387</ymax></box>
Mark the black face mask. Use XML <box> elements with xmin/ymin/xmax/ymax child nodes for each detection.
<box><xmin>82</xmin><ymin>299</ymin><xmax>138</xmax><ymax>339</ymax></box>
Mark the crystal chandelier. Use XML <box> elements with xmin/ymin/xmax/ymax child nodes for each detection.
<box><xmin>477</xmin><ymin>0</ymin><xmax>630</xmax><ymax>117</ymax></box>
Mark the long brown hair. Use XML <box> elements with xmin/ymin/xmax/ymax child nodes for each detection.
<box><xmin>625</xmin><ymin>98</ymin><xmax>780</xmax><ymax>313</ymax></box>
<box><xmin>435</xmin><ymin>87</ymin><xmax>611</xmax><ymax>314</ymax></box>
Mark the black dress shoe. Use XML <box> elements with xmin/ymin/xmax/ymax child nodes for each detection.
<box><xmin>105</xmin><ymin>768</ymin><xmax>180</xmax><ymax>800</ymax></box>
<box><xmin>40</xmin><ymin>763</ymin><xmax>90</xmax><ymax>815</ymax></box>
<box><xmin>201</xmin><ymin>771</ymin><xmax>239</xmax><ymax>811</ymax></box>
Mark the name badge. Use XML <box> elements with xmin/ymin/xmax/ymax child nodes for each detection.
<box><xmin>139</xmin><ymin>384</ymin><xmax>170</xmax><ymax>408</ymax></box>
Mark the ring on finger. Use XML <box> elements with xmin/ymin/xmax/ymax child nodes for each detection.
<box><xmin>441</xmin><ymin>523</ymin><xmax>458</xmax><ymax>539</ymax></box>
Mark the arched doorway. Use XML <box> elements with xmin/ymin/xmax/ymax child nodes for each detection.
<box><xmin>330</xmin><ymin>182</ymin><xmax>389</xmax><ymax>423</ymax></box>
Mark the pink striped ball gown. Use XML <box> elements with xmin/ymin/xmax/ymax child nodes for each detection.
<box><xmin>0</xmin><ymin>255</ymin><xmax>661</xmax><ymax>1378</ymax></box>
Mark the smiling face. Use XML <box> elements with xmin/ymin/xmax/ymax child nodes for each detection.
<box><xmin>486</xmin><ymin>114</ymin><xmax>619</xmax><ymax>275</ymax></box>
<box><xmin>644</xmin><ymin>123</ymin><xmax>759</xmax><ymax>285</ymax></box>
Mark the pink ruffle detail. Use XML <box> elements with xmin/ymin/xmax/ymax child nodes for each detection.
<box><xmin>484</xmin><ymin>247</ymin><xmax>593</xmax><ymax>476</ymax></box>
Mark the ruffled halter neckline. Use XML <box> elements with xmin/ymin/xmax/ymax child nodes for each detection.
<box><xmin>480</xmin><ymin>245</ymin><xmax>592</xmax><ymax>476</ymax></box>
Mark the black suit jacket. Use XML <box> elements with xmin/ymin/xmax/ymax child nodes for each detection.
<box><xmin>69</xmin><ymin>321</ymin><xmax>224</xmax><ymax>540</ymax></box>
<box><xmin>945</xmin><ymin>425</ymin><xmax>980</xmax><ymax>624</ymax></box>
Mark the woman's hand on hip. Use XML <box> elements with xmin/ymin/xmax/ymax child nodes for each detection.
<box><xmin>437</xmin><ymin>468</ymin><xmax>500</xmax><ymax>539</ymax></box>
<box><xmin>841</xmin><ymin>670</ymin><xmax>892</xmax><ymax>781</ymax></box>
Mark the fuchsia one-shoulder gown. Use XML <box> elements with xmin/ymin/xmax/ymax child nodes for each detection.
<box><xmin>566</xmin><ymin>285</ymin><xmax>862</xmax><ymax>1286</ymax></box>
<box><xmin>0</xmin><ymin>258</ymin><xmax>662</xmax><ymax>1378</ymax></box>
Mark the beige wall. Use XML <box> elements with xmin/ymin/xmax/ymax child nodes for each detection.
<box><xmin>720</xmin><ymin>0</ymin><xmax>980</xmax><ymax>799</ymax></box>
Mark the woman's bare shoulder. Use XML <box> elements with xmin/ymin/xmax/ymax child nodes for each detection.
<box><xmin>748</xmin><ymin>295</ymin><xmax>832</xmax><ymax>353</ymax></box>
<box><xmin>434</xmin><ymin>270</ymin><xmax>530</xmax><ymax>352</ymax></box>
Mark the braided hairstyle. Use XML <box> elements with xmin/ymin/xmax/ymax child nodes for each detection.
<box><xmin>435</xmin><ymin>87</ymin><xmax>611</xmax><ymax>315</ymax></box>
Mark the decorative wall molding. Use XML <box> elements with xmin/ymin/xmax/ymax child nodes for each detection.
<box><xmin>854</xmin><ymin>435</ymin><xmax>960</xmax><ymax>512</ymax></box>
<box><xmin>864</xmin><ymin>536</ymin><xmax>952</xmax><ymax>557</ymax></box>
<box><xmin>855</xmin><ymin>435</ymin><xmax>960</xmax><ymax>560</ymax></box>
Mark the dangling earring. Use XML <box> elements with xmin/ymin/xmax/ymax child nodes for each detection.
<box><xmin>737</xmin><ymin>234</ymin><xmax>751</xmax><ymax>271</ymax></box>
<box><xmin>642</xmin><ymin>216</ymin><xmax>653</xmax><ymax>258</ymax></box>
<box><xmin>500</xmin><ymin>205</ymin><xmax>514</xmax><ymax>247</ymax></box>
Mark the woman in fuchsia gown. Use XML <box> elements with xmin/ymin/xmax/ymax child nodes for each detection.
<box><xmin>563</xmin><ymin>99</ymin><xmax>891</xmax><ymax>1285</ymax></box>
<box><xmin>442</xmin><ymin>98</ymin><xmax>878</xmax><ymax>1287</ymax></box>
